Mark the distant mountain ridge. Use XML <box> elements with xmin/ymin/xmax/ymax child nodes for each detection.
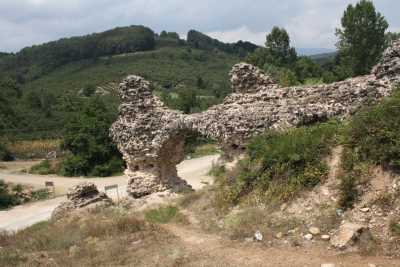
<box><xmin>296</xmin><ymin>48</ymin><xmax>336</xmax><ymax>56</ymax></box>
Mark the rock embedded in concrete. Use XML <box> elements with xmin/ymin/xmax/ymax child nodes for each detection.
<box><xmin>111</xmin><ymin>41</ymin><xmax>400</xmax><ymax>198</ymax></box>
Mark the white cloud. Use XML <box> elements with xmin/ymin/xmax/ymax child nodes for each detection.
<box><xmin>0</xmin><ymin>0</ymin><xmax>398</xmax><ymax>52</ymax></box>
<box><xmin>206</xmin><ymin>26</ymin><xmax>266</xmax><ymax>45</ymax></box>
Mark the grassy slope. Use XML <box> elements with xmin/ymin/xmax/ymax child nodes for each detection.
<box><xmin>3</xmin><ymin>46</ymin><xmax>238</xmax><ymax>140</ymax></box>
<box><xmin>21</xmin><ymin>47</ymin><xmax>239</xmax><ymax>97</ymax></box>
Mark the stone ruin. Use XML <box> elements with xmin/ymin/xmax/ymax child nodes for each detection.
<box><xmin>52</xmin><ymin>182</ymin><xmax>112</xmax><ymax>219</ymax></box>
<box><xmin>111</xmin><ymin>41</ymin><xmax>400</xmax><ymax>198</ymax></box>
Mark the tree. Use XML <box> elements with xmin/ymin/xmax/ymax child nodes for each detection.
<box><xmin>176</xmin><ymin>88</ymin><xmax>198</xmax><ymax>114</ymax></box>
<box><xmin>0</xmin><ymin>180</ymin><xmax>18</xmax><ymax>209</ymax></box>
<box><xmin>0</xmin><ymin>77</ymin><xmax>19</xmax><ymax>132</ymax></box>
<box><xmin>294</xmin><ymin>57</ymin><xmax>322</xmax><ymax>83</ymax></box>
<box><xmin>265</xmin><ymin>27</ymin><xmax>297</xmax><ymax>66</ymax></box>
<box><xmin>60</xmin><ymin>97</ymin><xmax>124</xmax><ymax>177</ymax></box>
<box><xmin>196</xmin><ymin>77</ymin><xmax>206</xmax><ymax>89</ymax></box>
<box><xmin>279</xmin><ymin>69</ymin><xmax>298</xmax><ymax>87</ymax></box>
<box><xmin>247</xmin><ymin>27</ymin><xmax>297</xmax><ymax>68</ymax></box>
<box><xmin>336</xmin><ymin>0</ymin><xmax>388</xmax><ymax>76</ymax></box>
<box><xmin>160</xmin><ymin>31</ymin><xmax>168</xmax><ymax>38</ymax></box>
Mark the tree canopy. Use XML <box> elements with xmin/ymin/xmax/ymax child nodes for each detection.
<box><xmin>265</xmin><ymin>27</ymin><xmax>297</xmax><ymax>66</ymax></box>
<box><xmin>336</xmin><ymin>0</ymin><xmax>388</xmax><ymax>76</ymax></box>
<box><xmin>60</xmin><ymin>97</ymin><xmax>124</xmax><ymax>177</ymax></box>
<box><xmin>247</xmin><ymin>27</ymin><xmax>297</xmax><ymax>69</ymax></box>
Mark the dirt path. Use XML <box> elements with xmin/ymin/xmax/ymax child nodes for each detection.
<box><xmin>0</xmin><ymin>155</ymin><xmax>219</xmax><ymax>232</ymax></box>
<box><xmin>164</xmin><ymin>211</ymin><xmax>399</xmax><ymax>267</ymax></box>
<box><xmin>0</xmin><ymin>155</ymin><xmax>219</xmax><ymax>195</ymax></box>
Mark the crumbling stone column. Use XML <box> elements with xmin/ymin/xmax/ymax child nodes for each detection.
<box><xmin>110</xmin><ymin>76</ymin><xmax>190</xmax><ymax>197</ymax></box>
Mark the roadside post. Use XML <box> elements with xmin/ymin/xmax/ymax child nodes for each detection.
<box><xmin>105</xmin><ymin>184</ymin><xmax>120</xmax><ymax>203</ymax></box>
<box><xmin>45</xmin><ymin>181</ymin><xmax>55</xmax><ymax>197</ymax></box>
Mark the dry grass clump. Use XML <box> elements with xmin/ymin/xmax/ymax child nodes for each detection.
<box><xmin>144</xmin><ymin>205</ymin><xmax>188</xmax><ymax>224</ymax></box>
<box><xmin>0</xmin><ymin>207</ymin><xmax>186</xmax><ymax>266</ymax></box>
<box><xmin>6</xmin><ymin>139</ymin><xmax>61</xmax><ymax>159</ymax></box>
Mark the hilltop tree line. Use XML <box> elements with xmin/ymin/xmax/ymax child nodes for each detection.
<box><xmin>0</xmin><ymin>26</ymin><xmax>257</xmax><ymax>86</ymax></box>
<box><xmin>0</xmin><ymin>26</ymin><xmax>156</xmax><ymax>83</ymax></box>
<box><xmin>187</xmin><ymin>30</ymin><xmax>258</xmax><ymax>56</ymax></box>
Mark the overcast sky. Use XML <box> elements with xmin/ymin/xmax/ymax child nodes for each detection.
<box><xmin>0</xmin><ymin>0</ymin><xmax>398</xmax><ymax>52</ymax></box>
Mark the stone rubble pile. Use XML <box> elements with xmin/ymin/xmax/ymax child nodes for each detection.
<box><xmin>52</xmin><ymin>182</ymin><xmax>112</xmax><ymax>219</ymax></box>
<box><xmin>330</xmin><ymin>222</ymin><xmax>370</xmax><ymax>250</ymax></box>
<box><xmin>373</xmin><ymin>40</ymin><xmax>400</xmax><ymax>80</ymax></box>
<box><xmin>111</xmin><ymin>40</ymin><xmax>400</xmax><ymax>198</ymax></box>
<box><xmin>229</xmin><ymin>63</ymin><xmax>278</xmax><ymax>94</ymax></box>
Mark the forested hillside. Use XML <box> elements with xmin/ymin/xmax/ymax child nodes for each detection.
<box><xmin>0</xmin><ymin>26</ymin><xmax>250</xmax><ymax>140</ymax></box>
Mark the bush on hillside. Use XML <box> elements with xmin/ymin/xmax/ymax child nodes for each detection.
<box><xmin>214</xmin><ymin>121</ymin><xmax>341</xmax><ymax>208</ymax></box>
<box><xmin>344</xmin><ymin>88</ymin><xmax>400</xmax><ymax>172</ymax></box>
<box><xmin>29</xmin><ymin>160</ymin><xmax>61</xmax><ymax>175</ymax></box>
<box><xmin>59</xmin><ymin>97</ymin><xmax>124</xmax><ymax>177</ymax></box>
<box><xmin>337</xmin><ymin>87</ymin><xmax>400</xmax><ymax>208</ymax></box>
<box><xmin>0</xmin><ymin>143</ymin><xmax>13</xmax><ymax>161</ymax></box>
<box><xmin>0</xmin><ymin>180</ymin><xmax>19</xmax><ymax>209</ymax></box>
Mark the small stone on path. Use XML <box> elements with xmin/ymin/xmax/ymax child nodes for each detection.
<box><xmin>254</xmin><ymin>230</ymin><xmax>263</xmax><ymax>241</ymax></box>
<box><xmin>321</xmin><ymin>235</ymin><xmax>330</xmax><ymax>241</ymax></box>
<box><xmin>276</xmin><ymin>232</ymin><xmax>283</xmax><ymax>239</ymax></box>
<box><xmin>309</xmin><ymin>227</ymin><xmax>320</xmax><ymax>235</ymax></box>
<box><xmin>360</xmin><ymin>207</ymin><xmax>370</xmax><ymax>213</ymax></box>
<box><xmin>304</xmin><ymin>233</ymin><xmax>313</xmax><ymax>240</ymax></box>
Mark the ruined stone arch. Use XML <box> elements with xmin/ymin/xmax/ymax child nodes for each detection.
<box><xmin>111</xmin><ymin>41</ymin><xmax>400</xmax><ymax>198</ymax></box>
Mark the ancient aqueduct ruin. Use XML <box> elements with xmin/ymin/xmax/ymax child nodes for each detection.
<box><xmin>111</xmin><ymin>41</ymin><xmax>400</xmax><ymax>198</ymax></box>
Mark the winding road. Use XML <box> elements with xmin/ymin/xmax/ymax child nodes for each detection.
<box><xmin>0</xmin><ymin>155</ymin><xmax>219</xmax><ymax>232</ymax></box>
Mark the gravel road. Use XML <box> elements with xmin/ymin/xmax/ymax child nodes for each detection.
<box><xmin>0</xmin><ymin>155</ymin><xmax>219</xmax><ymax>231</ymax></box>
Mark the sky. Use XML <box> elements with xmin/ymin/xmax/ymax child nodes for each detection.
<box><xmin>0</xmin><ymin>0</ymin><xmax>398</xmax><ymax>53</ymax></box>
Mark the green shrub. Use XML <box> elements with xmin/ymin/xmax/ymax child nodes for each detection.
<box><xmin>60</xmin><ymin>98</ymin><xmax>124</xmax><ymax>177</ymax></box>
<box><xmin>337</xmin><ymin>88</ymin><xmax>400</xmax><ymax>208</ymax></box>
<box><xmin>31</xmin><ymin>188</ymin><xmax>51</xmax><ymax>201</ymax></box>
<box><xmin>0</xmin><ymin>180</ymin><xmax>19</xmax><ymax>209</ymax></box>
<box><xmin>390</xmin><ymin>218</ymin><xmax>400</xmax><ymax>236</ymax></box>
<box><xmin>338</xmin><ymin>174</ymin><xmax>359</xmax><ymax>209</ymax></box>
<box><xmin>183</xmin><ymin>133</ymin><xmax>217</xmax><ymax>157</ymax></box>
<box><xmin>29</xmin><ymin>160</ymin><xmax>53</xmax><ymax>175</ymax></box>
<box><xmin>90</xmin><ymin>157</ymin><xmax>125</xmax><ymax>177</ymax></box>
<box><xmin>187</xmin><ymin>143</ymin><xmax>219</xmax><ymax>158</ymax></box>
<box><xmin>214</xmin><ymin>121</ymin><xmax>340</xmax><ymax>207</ymax></box>
<box><xmin>208</xmin><ymin>162</ymin><xmax>226</xmax><ymax>178</ymax></box>
<box><xmin>345</xmin><ymin>89</ymin><xmax>400</xmax><ymax>171</ymax></box>
<box><xmin>0</xmin><ymin>143</ymin><xmax>13</xmax><ymax>161</ymax></box>
<box><xmin>59</xmin><ymin>155</ymin><xmax>90</xmax><ymax>177</ymax></box>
